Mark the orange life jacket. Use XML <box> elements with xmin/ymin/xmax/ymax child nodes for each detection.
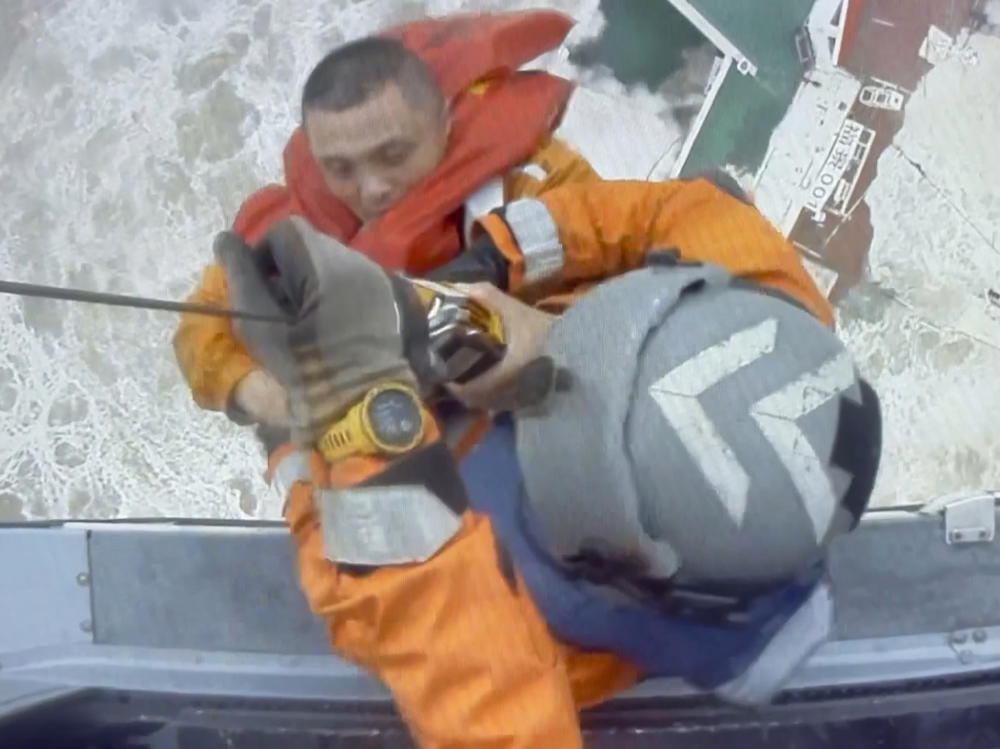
<box><xmin>232</xmin><ymin>11</ymin><xmax>575</xmax><ymax>274</ymax></box>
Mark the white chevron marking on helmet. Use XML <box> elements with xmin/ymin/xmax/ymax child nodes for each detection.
<box><xmin>650</xmin><ymin>316</ymin><xmax>856</xmax><ymax>538</ymax></box>
<box><xmin>751</xmin><ymin>349</ymin><xmax>858</xmax><ymax>541</ymax></box>
<box><xmin>649</xmin><ymin>318</ymin><xmax>778</xmax><ymax>526</ymax></box>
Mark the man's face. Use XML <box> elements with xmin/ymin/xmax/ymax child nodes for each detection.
<box><xmin>304</xmin><ymin>82</ymin><xmax>449</xmax><ymax>223</ymax></box>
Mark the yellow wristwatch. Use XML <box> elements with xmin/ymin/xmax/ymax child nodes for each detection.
<box><xmin>318</xmin><ymin>382</ymin><xmax>427</xmax><ymax>462</ymax></box>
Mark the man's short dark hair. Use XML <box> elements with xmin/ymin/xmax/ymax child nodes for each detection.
<box><xmin>301</xmin><ymin>37</ymin><xmax>445</xmax><ymax>121</ymax></box>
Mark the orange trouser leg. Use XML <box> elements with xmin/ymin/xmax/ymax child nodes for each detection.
<box><xmin>562</xmin><ymin>647</ymin><xmax>641</xmax><ymax>710</ymax></box>
<box><xmin>286</xmin><ymin>475</ymin><xmax>585</xmax><ymax>749</ymax></box>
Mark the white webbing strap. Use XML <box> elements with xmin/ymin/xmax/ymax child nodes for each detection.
<box><xmin>513</xmin><ymin>163</ymin><xmax>548</xmax><ymax>181</ymax></box>
<box><xmin>714</xmin><ymin>582</ymin><xmax>833</xmax><ymax>705</ymax></box>
<box><xmin>271</xmin><ymin>450</ymin><xmax>311</xmax><ymax>511</ymax></box>
<box><xmin>317</xmin><ymin>485</ymin><xmax>462</xmax><ymax>567</ymax></box>
<box><xmin>503</xmin><ymin>198</ymin><xmax>565</xmax><ymax>284</ymax></box>
<box><xmin>462</xmin><ymin>177</ymin><xmax>506</xmax><ymax>246</ymax></box>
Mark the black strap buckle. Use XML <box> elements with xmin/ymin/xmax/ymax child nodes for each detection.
<box><xmin>563</xmin><ymin>547</ymin><xmax>755</xmax><ymax>626</ymax></box>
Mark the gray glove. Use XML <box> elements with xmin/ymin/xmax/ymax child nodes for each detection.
<box><xmin>215</xmin><ymin>216</ymin><xmax>420</xmax><ymax>445</ymax></box>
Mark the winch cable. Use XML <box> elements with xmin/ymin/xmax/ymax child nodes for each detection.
<box><xmin>0</xmin><ymin>278</ymin><xmax>289</xmax><ymax>325</ymax></box>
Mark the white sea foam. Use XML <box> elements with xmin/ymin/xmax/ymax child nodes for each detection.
<box><xmin>0</xmin><ymin>0</ymin><xmax>688</xmax><ymax>519</ymax></box>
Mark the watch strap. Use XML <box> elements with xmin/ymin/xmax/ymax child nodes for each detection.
<box><xmin>317</xmin><ymin>383</ymin><xmax>427</xmax><ymax>463</ymax></box>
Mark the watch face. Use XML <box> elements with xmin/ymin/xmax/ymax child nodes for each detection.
<box><xmin>367</xmin><ymin>389</ymin><xmax>423</xmax><ymax>449</ymax></box>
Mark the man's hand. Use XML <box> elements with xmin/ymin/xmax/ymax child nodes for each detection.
<box><xmin>216</xmin><ymin>217</ymin><xmax>417</xmax><ymax>444</ymax></box>
<box><xmin>447</xmin><ymin>283</ymin><xmax>555</xmax><ymax>411</ymax></box>
<box><xmin>231</xmin><ymin>369</ymin><xmax>291</xmax><ymax>428</ymax></box>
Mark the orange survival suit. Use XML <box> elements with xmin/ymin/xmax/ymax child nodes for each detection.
<box><xmin>174</xmin><ymin>10</ymin><xmax>600</xmax><ymax>411</ymax></box>
<box><xmin>266</xmin><ymin>178</ymin><xmax>833</xmax><ymax>749</ymax></box>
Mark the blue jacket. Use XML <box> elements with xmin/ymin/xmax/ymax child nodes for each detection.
<box><xmin>459</xmin><ymin>416</ymin><xmax>817</xmax><ymax>689</ymax></box>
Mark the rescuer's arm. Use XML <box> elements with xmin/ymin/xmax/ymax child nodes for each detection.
<box><xmin>172</xmin><ymin>264</ymin><xmax>259</xmax><ymax>412</ymax></box>
<box><xmin>172</xmin><ymin>182</ymin><xmax>296</xmax><ymax>419</ymax></box>
<box><xmin>441</xmin><ymin>178</ymin><xmax>833</xmax><ymax>326</ymax></box>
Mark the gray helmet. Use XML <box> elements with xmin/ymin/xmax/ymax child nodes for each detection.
<box><xmin>515</xmin><ymin>262</ymin><xmax>881</xmax><ymax>591</ymax></box>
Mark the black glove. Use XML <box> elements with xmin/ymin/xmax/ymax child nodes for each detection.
<box><xmin>427</xmin><ymin>227</ymin><xmax>510</xmax><ymax>289</ymax></box>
